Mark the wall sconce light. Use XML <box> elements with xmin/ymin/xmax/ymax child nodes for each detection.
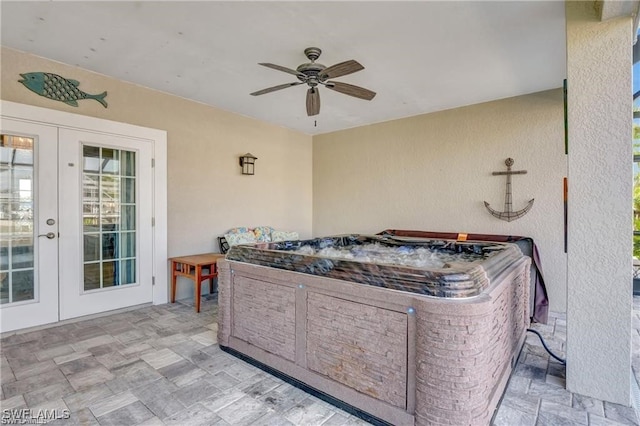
<box><xmin>239</xmin><ymin>153</ymin><xmax>257</xmax><ymax>175</ymax></box>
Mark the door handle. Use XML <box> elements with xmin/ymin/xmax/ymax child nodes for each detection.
<box><xmin>38</xmin><ymin>232</ymin><xmax>56</xmax><ymax>239</ymax></box>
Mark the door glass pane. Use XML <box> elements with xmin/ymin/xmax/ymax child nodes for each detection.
<box><xmin>102</xmin><ymin>233</ymin><xmax>118</xmax><ymax>260</ymax></box>
<box><xmin>121</xmin><ymin>178</ymin><xmax>135</xmax><ymax>204</ymax></box>
<box><xmin>122</xmin><ymin>151</ymin><xmax>135</xmax><ymax>177</ymax></box>
<box><xmin>121</xmin><ymin>231</ymin><xmax>135</xmax><ymax>258</ymax></box>
<box><xmin>84</xmin><ymin>263</ymin><xmax>100</xmax><ymax>290</ymax></box>
<box><xmin>101</xmin><ymin>175</ymin><xmax>120</xmax><ymax>231</ymax></box>
<box><xmin>121</xmin><ymin>259</ymin><xmax>135</xmax><ymax>285</ymax></box>
<box><xmin>102</xmin><ymin>261</ymin><xmax>117</xmax><ymax>287</ymax></box>
<box><xmin>83</xmin><ymin>203</ymin><xmax>100</xmax><ymax>233</ymax></box>
<box><xmin>82</xmin><ymin>145</ymin><xmax>136</xmax><ymax>291</ymax></box>
<box><xmin>0</xmin><ymin>134</ymin><xmax>35</xmax><ymax>304</ymax></box>
<box><xmin>121</xmin><ymin>205</ymin><xmax>135</xmax><ymax>231</ymax></box>
<box><xmin>12</xmin><ymin>270</ymin><xmax>34</xmax><ymax>302</ymax></box>
<box><xmin>101</xmin><ymin>148</ymin><xmax>119</xmax><ymax>175</ymax></box>
<box><xmin>0</xmin><ymin>240</ymin><xmax>8</xmax><ymax>270</ymax></box>
<box><xmin>12</xmin><ymin>236</ymin><xmax>33</xmax><ymax>269</ymax></box>
<box><xmin>83</xmin><ymin>145</ymin><xmax>100</xmax><ymax>172</ymax></box>
<box><xmin>83</xmin><ymin>234</ymin><xmax>100</xmax><ymax>262</ymax></box>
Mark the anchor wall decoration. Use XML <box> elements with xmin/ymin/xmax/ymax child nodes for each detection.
<box><xmin>484</xmin><ymin>158</ymin><xmax>534</xmax><ymax>222</ymax></box>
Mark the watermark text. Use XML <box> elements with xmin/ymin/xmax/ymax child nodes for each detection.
<box><xmin>1</xmin><ymin>408</ymin><xmax>71</xmax><ymax>424</ymax></box>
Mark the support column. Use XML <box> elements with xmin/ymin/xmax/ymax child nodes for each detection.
<box><xmin>566</xmin><ymin>0</ymin><xmax>633</xmax><ymax>405</ymax></box>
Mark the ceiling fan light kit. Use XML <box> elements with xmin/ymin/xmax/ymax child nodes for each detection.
<box><xmin>250</xmin><ymin>47</ymin><xmax>376</xmax><ymax>116</ymax></box>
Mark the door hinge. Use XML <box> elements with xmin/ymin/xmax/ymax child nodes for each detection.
<box><xmin>152</xmin><ymin>276</ymin><xmax>155</xmax><ymax>285</ymax></box>
<box><xmin>151</xmin><ymin>217</ymin><xmax>155</xmax><ymax>227</ymax></box>
<box><xmin>151</xmin><ymin>158</ymin><xmax>155</xmax><ymax>168</ymax></box>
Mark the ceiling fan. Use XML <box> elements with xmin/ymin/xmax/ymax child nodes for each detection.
<box><xmin>250</xmin><ymin>47</ymin><xmax>376</xmax><ymax>116</ymax></box>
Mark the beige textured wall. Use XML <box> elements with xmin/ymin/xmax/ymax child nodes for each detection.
<box><xmin>1</xmin><ymin>47</ymin><xmax>313</xmax><ymax>299</ymax></box>
<box><xmin>313</xmin><ymin>89</ymin><xmax>567</xmax><ymax>312</ymax></box>
<box><xmin>565</xmin><ymin>1</ymin><xmax>632</xmax><ymax>405</ymax></box>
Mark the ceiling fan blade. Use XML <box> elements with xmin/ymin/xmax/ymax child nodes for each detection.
<box><xmin>306</xmin><ymin>87</ymin><xmax>320</xmax><ymax>116</ymax></box>
<box><xmin>319</xmin><ymin>60</ymin><xmax>364</xmax><ymax>79</ymax></box>
<box><xmin>250</xmin><ymin>82</ymin><xmax>303</xmax><ymax>96</ymax></box>
<box><xmin>325</xmin><ymin>81</ymin><xmax>376</xmax><ymax>101</ymax></box>
<box><xmin>259</xmin><ymin>63</ymin><xmax>306</xmax><ymax>78</ymax></box>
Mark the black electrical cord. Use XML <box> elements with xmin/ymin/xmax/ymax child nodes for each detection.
<box><xmin>527</xmin><ymin>328</ymin><xmax>566</xmax><ymax>365</ymax></box>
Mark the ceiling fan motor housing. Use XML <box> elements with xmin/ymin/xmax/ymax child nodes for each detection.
<box><xmin>296</xmin><ymin>62</ymin><xmax>326</xmax><ymax>85</ymax></box>
<box><xmin>297</xmin><ymin>47</ymin><xmax>327</xmax><ymax>86</ymax></box>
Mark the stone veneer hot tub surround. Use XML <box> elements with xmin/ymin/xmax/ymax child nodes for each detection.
<box><xmin>217</xmin><ymin>235</ymin><xmax>531</xmax><ymax>426</ymax></box>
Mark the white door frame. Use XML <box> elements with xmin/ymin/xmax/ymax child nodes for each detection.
<box><xmin>1</xmin><ymin>100</ymin><xmax>168</xmax><ymax>309</ymax></box>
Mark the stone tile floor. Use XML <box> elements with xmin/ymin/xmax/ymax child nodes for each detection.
<box><xmin>1</xmin><ymin>295</ymin><xmax>639</xmax><ymax>425</ymax></box>
<box><xmin>0</xmin><ymin>296</ymin><xmax>370</xmax><ymax>426</ymax></box>
<box><xmin>492</xmin><ymin>308</ymin><xmax>638</xmax><ymax>426</ymax></box>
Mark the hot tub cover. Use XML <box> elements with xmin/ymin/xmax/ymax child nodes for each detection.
<box><xmin>225</xmin><ymin>233</ymin><xmax>525</xmax><ymax>298</ymax></box>
<box><xmin>378</xmin><ymin>229</ymin><xmax>549</xmax><ymax>323</ymax></box>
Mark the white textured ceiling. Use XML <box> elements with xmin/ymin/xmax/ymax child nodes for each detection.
<box><xmin>0</xmin><ymin>1</ymin><xmax>566</xmax><ymax>135</ymax></box>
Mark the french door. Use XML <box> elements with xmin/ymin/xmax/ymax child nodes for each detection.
<box><xmin>0</xmin><ymin>120</ymin><xmax>59</xmax><ymax>331</ymax></box>
<box><xmin>1</xmin><ymin>119</ymin><xmax>154</xmax><ymax>332</ymax></box>
<box><xmin>58</xmin><ymin>129</ymin><xmax>153</xmax><ymax>320</ymax></box>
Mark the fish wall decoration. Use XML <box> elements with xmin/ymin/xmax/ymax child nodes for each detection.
<box><xmin>18</xmin><ymin>72</ymin><xmax>107</xmax><ymax>108</ymax></box>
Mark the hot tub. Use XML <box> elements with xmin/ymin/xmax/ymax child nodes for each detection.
<box><xmin>217</xmin><ymin>234</ymin><xmax>530</xmax><ymax>425</ymax></box>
